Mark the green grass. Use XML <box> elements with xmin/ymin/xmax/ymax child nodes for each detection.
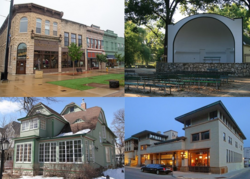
<box><xmin>48</xmin><ymin>73</ymin><xmax>124</xmax><ymax>91</ymax></box>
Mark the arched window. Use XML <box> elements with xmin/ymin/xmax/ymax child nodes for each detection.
<box><xmin>19</xmin><ymin>17</ymin><xmax>28</xmax><ymax>33</ymax></box>
<box><xmin>53</xmin><ymin>22</ymin><xmax>57</xmax><ymax>36</ymax></box>
<box><xmin>45</xmin><ymin>20</ymin><xmax>50</xmax><ymax>35</ymax></box>
<box><xmin>17</xmin><ymin>43</ymin><xmax>27</xmax><ymax>60</ymax></box>
<box><xmin>36</xmin><ymin>19</ymin><xmax>42</xmax><ymax>33</ymax></box>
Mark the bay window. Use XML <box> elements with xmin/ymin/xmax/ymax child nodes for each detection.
<box><xmin>16</xmin><ymin>143</ymin><xmax>32</xmax><ymax>162</ymax></box>
<box><xmin>39</xmin><ymin>142</ymin><xmax>56</xmax><ymax>163</ymax></box>
<box><xmin>59</xmin><ymin>140</ymin><xmax>82</xmax><ymax>163</ymax></box>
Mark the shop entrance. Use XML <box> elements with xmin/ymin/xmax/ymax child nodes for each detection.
<box><xmin>16</xmin><ymin>60</ymin><xmax>26</xmax><ymax>74</ymax></box>
<box><xmin>188</xmin><ymin>149</ymin><xmax>210</xmax><ymax>172</ymax></box>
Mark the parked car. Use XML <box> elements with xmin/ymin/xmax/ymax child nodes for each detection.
<box><xmin>141</xmin><ymin>164</ymin><xmax>172</xmax><ymax>175</ymax></box>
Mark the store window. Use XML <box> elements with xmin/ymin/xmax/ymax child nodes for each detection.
<box><xmin>192</xmin><ymin>133</ymin><xmax>199</xmax><ymax>142</ymax></box>
<box><xmin>45</xmin><ymin>20</ymin><xmax>50</xmax><ymax>35</ymax></box>
<box><xmin>71</xmin><ymin>33</ymin><xmax>76</xmax><ymax>44</ymax></box>
<box><xmin>36</xmin><ymin>19</ymin><xmax>42</xmax><ymax>34</ymax></box>
<box><xmin>34</xmin><ymin>51</ymin><xmax>58</xmax><ymax>70</ymax></box>
<box><xmin>17</xmin><ymin>43</ymin><xmax>27</xmax><ymax>60</ymax></box>
<box><xmin>78</xmin><ymin>35</ymin><xmax>82</xmax><ymax>47</ymax></box>
<box><xmin>160</xmin><ymin>154</ymin><xmax>173</xmax><ymax>166</ymax></box>
<box><xmin>64</xmin><ymin>32</ymin><xmax>69</xmax><ymax>46</ymax></box>
<box><xmin>53</xmin><ymin>22</ymin><xmax>57</xmax><ymax>36</ymax></box>
<box><xmin>189</xmin><ymin>149</ymin><xmax>210</xmax><ymax>167</ymax></box>
<box><xmin>20</xmin><ymin>17</ymin><xmax>28</xmax><ymax>33</ymax></box>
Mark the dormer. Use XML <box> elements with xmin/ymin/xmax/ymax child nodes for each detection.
<box><xmin>61</xmin><ymin>100</ymin><xmax>86</xmax><ymax>115</ymax></box>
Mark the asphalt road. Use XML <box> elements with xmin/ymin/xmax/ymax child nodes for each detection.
<box><xmin>230</xmin><ymin>168</ymin><xmax>250</xmax><ymax>179</ymax></box>
<box><xmin>125</xmin><ymin>167</ymin><xmax>175</xmax><ymax>179</ymax></box>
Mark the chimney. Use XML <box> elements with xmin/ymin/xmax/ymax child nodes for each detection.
<box><xmin>81</xmin><ymin>99</ymin><xmax>86</xmax><ymax>109</ymax></box>
<box><xmin>157</xmin><ymin>131</ymin><xmax>161</xmax><ymax>134</ymax></box>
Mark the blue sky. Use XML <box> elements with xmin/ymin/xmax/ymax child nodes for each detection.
<box><xmin>125</xmin><ymin>97</ymin><xmax>250</xmax><ymax>147</ymax></box>
<box><xmin>0</xmin><ymin>97</ymin><xmax>124</xmax><ymax>127</ymax></box>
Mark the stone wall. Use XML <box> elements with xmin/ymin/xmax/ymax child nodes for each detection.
<box><xmin>156</xmin><ymin>62</ymin><xmax>250</xmax><ymax>77</ymax></box>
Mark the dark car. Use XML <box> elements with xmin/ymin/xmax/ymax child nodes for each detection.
<box><xmin>141</xmin><ymin>164</ymin><xmax>172</xmax><ymax>175</ymax></box>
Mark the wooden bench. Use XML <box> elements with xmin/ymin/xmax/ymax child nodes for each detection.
<box><xmin>125</xmin><ymin>76</ymin><xmax>143</xmax><ymax>90</ymax></box>
<box><xmin>204</xmin><ymin>57</ymin><xmax>221</xmax><ymax>63</ymax></box>
<box><xmin>182</xmin><ymin>79</ymin><xmax>221</xmax><ymax>89</ymax></box>
<box><xmin>125</xmin><ymin>70</ymin><xmax>136</xmax><ymax>76</ymax></box>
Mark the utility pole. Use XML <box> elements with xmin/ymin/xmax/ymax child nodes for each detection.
<box><xmin>2</xmin><ymin>0</ymin><xmax>14</xmax><ymax>82</ymax></box>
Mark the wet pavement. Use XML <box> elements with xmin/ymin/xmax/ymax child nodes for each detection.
<box><xmin>0</xmin><ymin>68</ymin><xmax>124</xmax><ymax>97</ymax></box>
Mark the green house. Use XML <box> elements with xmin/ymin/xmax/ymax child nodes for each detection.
<box><xmin>13</xmin><ymin>100</ymin><xmax>116</xmax><ymax>175</ymax></box>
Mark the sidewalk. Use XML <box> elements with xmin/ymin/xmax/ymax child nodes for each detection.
<box><xmin>0</xmin><ymin>68</ymin><xmax>124</xmax><ymax>97</ymax></box>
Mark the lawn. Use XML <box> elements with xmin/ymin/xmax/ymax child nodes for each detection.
<box><xmin>48</xmin><ymin>73</ymin><xmax>124</xmax><ymax>91</ymax></box>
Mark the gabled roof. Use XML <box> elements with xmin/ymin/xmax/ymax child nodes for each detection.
<box><xmin>61</xmin><ymin>107</ymin><xmax>101</xmax><ymax>134</ymax></box>
<box><xmin>175</xmin><ymin>101</ymin><xmax>246</xmax><ymax>140</ymax></box>
<box><xmin>60</xmin><ymin>102</ymin><xmax>85</xmax><ymax>115</ymax></box>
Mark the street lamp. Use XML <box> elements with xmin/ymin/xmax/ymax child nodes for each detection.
<box><xmin>0</xmin><ymin>138</ymin><xmax>10</xmax><ymax>179</ymax></box>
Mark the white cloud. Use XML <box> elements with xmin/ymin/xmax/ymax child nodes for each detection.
<box><xmin>0</xmin><ymin>100</ymin><xmax>22</xmax><ymax>114</ymax></box>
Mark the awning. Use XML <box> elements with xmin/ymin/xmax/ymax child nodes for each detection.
<box><xmin>107</xmin><ymin>55</ymin><xmax>117</xmax><ymax>59</ymax></box>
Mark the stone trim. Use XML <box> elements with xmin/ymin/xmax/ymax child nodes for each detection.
<box><xmin>156</xmin><ymin>62</ymin><xmax>250</xmax><ymax>77</ymax></box>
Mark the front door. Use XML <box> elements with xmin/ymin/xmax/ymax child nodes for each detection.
<box><xmin>16</xmin><ymin>60</ymin><xmax>26</xmax><ymax>74</ymax></box>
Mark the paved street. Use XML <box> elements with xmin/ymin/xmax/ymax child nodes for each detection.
<box><xmin>125</xmin><ymin>167</ymin><xmax>250</xmax><ymax>179</ymax></box>
<box><xmin>125</xmin><ymin>167</ymin><xmax>174</xmax><ymax>179</ymax></box>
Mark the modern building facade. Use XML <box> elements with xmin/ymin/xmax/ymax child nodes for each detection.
<box><xmin>125</xmin><ymin>101</ymin><xmax>246</xmax><ymax>174</ymax></box>
<box><xmin>13</xmin><ymin>99</ymin><xmax>116</xmax><ymax>175</ymax></box>
<box><xmin>244</xmin><ymin>147</ymin><xmax>250</xmax><ymax>167</ymax></box>
<box><xmin>0</xmin><ymin>3</ymin><xmax>124</xmax><ymax>75</ymax></box>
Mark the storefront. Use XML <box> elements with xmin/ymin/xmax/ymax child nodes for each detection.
<box><xmin>106</xmin><ymin>55</ymin><xmax>117</xmax><ymax>67</ymax></box>
<box><xmin>33</xmin><ymin>39</ymin><xmax>59</xmax><ymax>73</ymax></box>
<box><xmin>16</xmin><ymin>43</ymin><xmax>27</xmax><ymax>74</ymax></box>
<box><xmin>62</xmin><ymin>48</ymin><xmax>85</xmax><ymax>72</ymax></box>
<box><xmin>188</xmin><ymin>149</ymin><xmax>210</xmax><ymax>172</ymax></box>
<box><xmin>87</xmin><ymin>51</ymin><xmax>103</xmax><ymax>70</ymax></box>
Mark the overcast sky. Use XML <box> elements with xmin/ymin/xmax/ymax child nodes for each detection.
<box><xmin>125</xmin><ymin>97</ymin><xmax>250</xmax><ymax>148</ymax></box>
<box><xmin>0</xmin><ymin>0</ymin><xmax>124</xmax><ymax>37</ymax></box>
<box><xmin>0</xmin><ymin>97</ymin><xmax>124</xmax><ymax>128</ymax></box>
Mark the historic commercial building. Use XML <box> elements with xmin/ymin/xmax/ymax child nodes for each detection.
<box><xmin>13</xmin><ymin>99</ymin><xmax>116</xmax><ymax>175</ymax></box>
<box><xmin>125</xmin><ymin>101</ymin><xmax>246</xmax><ymax>174</ymax></box>
<box><xmin>0</xmin><ymin>3</ymin><xmax>124</xmax><ymax>75</ymax></box>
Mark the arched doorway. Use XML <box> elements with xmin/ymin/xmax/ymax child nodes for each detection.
<box><xmin>173</xmin><ymin>17</ymin><xmax>235</xmax><ymax>63</ymax></box>
<box><xmin>16</xmin><ymin>43</ymin><xmax>27</xmax><ymax>74</ymax></box>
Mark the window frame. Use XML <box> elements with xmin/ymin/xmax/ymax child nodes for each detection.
<box><xmin>210</xmin><ymin>110</ymin><xmax>217</xmax><ymax>120</ymax></box>
<box><xmin>64</xmin><ymin>32</ymin><xmax>69</xmax><ymax>47</ymax></box>
<box><xmin>201</xmin><ymin>131</ymin><xmax>210</xmax><ymax>140</ymax></box>
<box><xmin>58</xmin><ymin>140</ymin><xmax>82</xmax><ymax>163</ymax></box>
<box><xmin>45</xmin><ymin>20</ymin><xmax>50</xmax><ymax>35</ymax></box>
<box><xmin>191</xmin><ymin>133</ymin><xmax>200</xmax><ymax>142</ymax></box>
<box><xmin>71</xmin><ymin>33</ymin><xmax>76</xmax><ymax>44</ymax></box>
<box><xmin>223</xmin><ymin>132</ymin><xmax>226</xmax><ymax>141</ymax></box>
<box><xmin>19</xmin><ymin>17</ymin><xmax>28</xmax><ymax>33</ymax></box>
<box><xmin>78</xmin><ymin>35</ymin><xmax>82</xmax><ymax>47</ymax></box>
<box><xmin>105</xmin><ymin>147</ymin><xmax>110</xmax><ymax>162</ymax></box>
<box><xmin>36</xmin><ymin>18</ymin><xmax>42</xmax><ymax>34</ymax></box>
<box><xmin>102</xmin><ymin>126</ymin><xmax>106</xmax><ymax>139</ymax></box>
<box><xmin>53</xmin><ymin>22</ymin><xmax>58</xmax><ymax>36</ymax></box>
<box><xmin>39</xmin><ymin>142</ymin><xmax>57</xmax><ymax>163</ymax></box>
<box><xmin>16</xmin><ymin>143</ymin><xmax>32</xmax><ymax>163</ymax></box>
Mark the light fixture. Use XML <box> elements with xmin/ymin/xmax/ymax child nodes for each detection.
<box><xmin>199</xmin><ymin>156</ymin><xmax>202</xmax><ymax>159</ymax></box>
<box><xmin>26</xmin><ymin>56</ymin><xmax>29</xmax><ymax>59</ymax></box>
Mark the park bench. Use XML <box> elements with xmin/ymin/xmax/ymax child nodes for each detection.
<box><xmin>125</xmin><ymin>70</ymin><xmax>136</xmax><ymax>76</ymax></box>
<box><xmin>182</xmin><ymin>79</ymin><xmax>221</xmax><ymax>89</ymax></box>
<box><xmin>125</xmin><ymin>76</ymin><xmax>143</xmax><ymax>90</ymax></box>
<box><xmin>204</xmin><ymin>57</ymin><xmax>221</xmax><ymax>63</ymax></box>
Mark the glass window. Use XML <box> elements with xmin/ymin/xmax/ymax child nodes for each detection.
<box><xmin>45</xmin><ymin>143</ymin><xmax>50</xmax><ymax>162</ymax></box>
<box><xmin>70</xmin><ymin>106</ymin><xmax>74</xmax><ymax>112</ymax></box>
<box><xmin>22</xmin><ymin>120</ymin><xmax>29</xmax><ymax>131</ymax></box>
<box><xmin>102</xmin><ymin>126</ymin><xmax>106</xmax><ymax>138</ymax></box>
<box><xmin>59</xmin><ymin>142</ymin><xmax>66</xmax><ymax>162</ymax></box>
<box><xmin>87</xmin><ymin>38</ymin><xmax>90</xmax><ymax>48</ymax></box>
<box><xmin>71</xmin><ymin>33</ymin><xmax>76</xmax><ymax>44</ymax></box>
<box><xmin>53</xmin><ymin>22</ymin><xmax>57</xmax><ymax>36</ymax></box>
<box><xmin>16</xmin><ymin>145</ymin><xmax>20</xmax><ymax>162</ymax></box>
<box><xmin>74</xmin><ymin>140</ymin><xmax>82</xmax><ymax>162</ymax></box>
<box><xmin>192</xmin><ymin>133</ymin><xmax>200</xmax><ymax>141</ymax></box>
<box><xmin>189</xmin><ymin>149</ymin><xmax>210</xmax><ymax>167</ymax></box>
<box><xmin>64</xmin><ymin>32</ymin><xmax>69</xmax><ymax>46</ymax></box>
<box><xmin>36</xmin><ymin>19</ymin><xmax>42</xmax><ymax>34</ymax></box>
<box><xmin>78</xmin><ymin>35</ymin><xmax>82</xmax><ymax>47</ymax></box>
<box><xmin>66</xmin><ymin>141</ymin><xmax>73</xmax><ymax>162</ymax></box>
<box><xmin>91</xmin><ymin>39</ymin><xmax>94</xmax><ymax>48</ymax></box>
<box><xmin>20</xmin><ymin>17</ymin><xmax>28</xmax><ymax>33</ymax></box>
<box><xmin>39</xmin><ymin>143</ymin><xmax>44</xmax><ymax>162</ymax></box>
<box><xmin>85</xmin><ymin>140</ymin><xmax>89</xmax><ymax>163</ymax></box>
<box><xmin>17</xmin><ymin>43</ymin><xmax>27</xmax><ymax>60</ymax></box>
<box><xmin>41</xmin><ymin>119</ymin><xmax>46</xmax><ymax>130</ymax></box>
<box><xmin>51</xmin><ymin>143</ymin><xmax>56</xmax><ymax>162</ymax></box>
<box><xmin>45</xmin><ymin>20</ymin><xmax>50</xmax><ymax>35</ymax></box>
<box><xmin>30</xmin><ymin>118</ymin><xmax>38</xmax><ymax>130</ymax></box>
<box><xmin>16</xmin><ymin>144</ymin><xmax>31</xmax><ymax>162</ymax></box>
<box><xmin>210</xmin><ymin>111</ymin><xmax>217</xmax><ymax>120</ymax></box>
<box><xmin>101</xmin><ymin>40</ymin><xmax>104</xmax><ymax>49</ymax></box>
<box><xmin>105</xmin><ymin>147</ymin><xmax>110</xmax><ymax>162</ymax></box>
<box><xmin>235</xmin><ymin>141</ymin><xmax>238</xmax><ymax>148</ymax></box>
<box><xmin>201</xmin><ymin>131</ymin><xmax>209</xmax><ymax>140</ymax></box>
<box><xmin>223</xmin><ymin>132</ymin><xmax>226</xmax><ymax>141</ymax></box>
<box><xmin>185</xmin><ymin>120</ymin><xmax>191</xmax><ymax>127</ymax></box>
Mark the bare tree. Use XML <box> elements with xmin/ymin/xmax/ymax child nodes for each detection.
<box><xmin>111</xmin><ymin>109</ymin><xmax>124</xmax><ymax>166</ymax></box>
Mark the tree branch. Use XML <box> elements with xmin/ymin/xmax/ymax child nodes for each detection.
<box><xmin>144</xmin><ymin>24</ymin><xmax>159</xmax><ymax>38</ymax></box>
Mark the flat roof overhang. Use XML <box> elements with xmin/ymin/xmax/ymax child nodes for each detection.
<box><xmin>175</xmin><ymin>101</ymin><xmax>246</xmax><ymax>140</ymax></box>
<box><xmin>132</xmin><ymin>130</ymin><xmax>168</xmax><ymax>139</ymax></box>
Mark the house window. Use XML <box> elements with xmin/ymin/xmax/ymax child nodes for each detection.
<box><xmin>235</xmin><ymin>141</ymin><xmax>238</xmax><ymax>148</ymax></box>
<box><xmin>20</xmin><ymin>17</ymin><xmax>28</xmax><ymax>32</ymax></box>
<box><xmin>22</xmin><ymin>120</ymin><xmax>29</xmax><ymax>131</ymax></box>
<box><xmin>70</xmin><ymin>106</ymin><xmax>74</xmax><ymax>113</ymax></box>
<box><xmin>78</xmin><ymin>35</ymin><xmax>82</xmax><ymax>47</ymax></box>
<box><xmin>223</xmin><ymin>132</ymin><xmax>226</xmax><ymax>141</ymax></box>
<box><xmin>105</xmin><ymin>147</ymin><xmax>110</xmax><ymax>162</ymax></box>
<box><xmin>201</xmin><ymin>131</ymin><xmax>209</xmax><ymax>140</ymax></box>
<box><xmin>59</xmin><ymin>140</ymin><xmax>82</xmax><ymax>163</ymax></box>
<box><xmin>30</xmin><ymin>118</ymin><xmax>38</xmax><ymax>130</ymax></box>
<box><xmin>71</xmin><ymin>33</ymin><xmax>76</xmax><ymax>44</ymax></box>
<box><xmin>141</xmin><ymin>145</ymin><xmax>147</xmax><ymax>151</ymax></box>
<box><xmin>16</xmin><ymin>144</ymin><xmax>31</xmax><ymax>162</ymax></box>
<box><xmin>85</xmin><ymin>140</ymin><xmax>89</xmax><ymax>163</ymax></box>
<box><xmin>99</xmin><ymin>132</ymin><xmax>102</xmax><ymax>143</ymax></box>
<box><xmin>210</xmin><ymin>111</ymin><xmax>217</xmax><ymax>120</ymax></box>
<box><xmin>36</xmin><ymin>19</ymin><xmax>42</xmax><ymax>33</ymax></box>
<box><xmin>192</xmin><ymin>133</ymin><xmax>200</xmax><ymax>141</ymax></box>
<box><xmin>64</xmin><ymin>32</ymin><xmax>69</xmax><ymax>46</ymax></box>
<box><xmin>41</xmin><ymin>119</ymin><xmax>46</xmax><ymax>130</ymax></box>
<box><xmin>228</xmin><ymin>136</ymin><xmax>232</xmax><ymax>144</ymax></box>
<box><xmin>45</xmin><ymin>20</ymin><xmax>50</xmax><ymax>35</ymax></box>
<box><xmin>39</xmin><ymin>142</ymin><xmax>56</xmax><ymax>163</ymax></box>
<box><xmin>53</xmin><ymin>22</ymin><xmax>57</xmax><ymax>36</ymax></box>
<box><xmin>102</xmin><ymin>126</ymin><xmax>106</xmax><ymax>138</ymax></box>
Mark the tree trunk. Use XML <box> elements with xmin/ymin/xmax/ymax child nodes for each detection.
<box><xmin>73</xmin><ymin>61</ymin><xmax>75</xmax><ymax>76</ymax></box>
<box><xmin>164</xmin><ymin>20</ymin><xmax>168</xmax><ymax>58</ymax></box>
